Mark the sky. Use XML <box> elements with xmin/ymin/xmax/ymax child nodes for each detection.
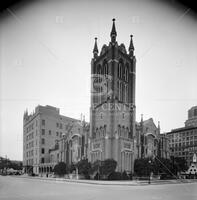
<box><xmin>0</xmin><ymin>0</ymin><xmax>197</xmax><ymax>160</ymax></box>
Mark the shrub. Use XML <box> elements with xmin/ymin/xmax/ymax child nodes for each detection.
<box><xmin>108</xmin><ymin>172</ymin><xmax>122</xmax><ymax>180</ymax></box>
<box><xmin>122</xmin><ymin>171</ymin><xmax>129</xmax><ymax>180</ymax></box>
<box><xmin>53</xmin><ymin>162</ymin><xmax>67</xmax><ymax>177</ymax></box>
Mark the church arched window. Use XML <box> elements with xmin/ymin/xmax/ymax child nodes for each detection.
<box><xmin>95</xmin><ymin>128</ymin><xmax>99</xmax><ymax>139</ymax></box>
<box><xmin>118</xmin><ymin>125</ymin><xmax>121</xmax><ymax>136</ymax></box>
<box><xmin>120</xmin><ymin>82</ymin><xmax>123</xmax><ymax>102</ymax></box>
<box><xmin>126</xmin><ymin>127</ymin><xmax>129</xmax><ymax>138</ymax></box>
<box><xmin>104</xmin><ymin>125</ymin><xmax>107</xmax><ymax>136</ymax></box>
<box><xmin>125</xmin><ymin>64</ymin><xmax>129</xmax><ymax>82</ymax></box>
<box><xmin>103</xmin><ymin>62</ymin><xmax>108</xmax><ymax>75</ymax></box>
<box><xmin>97</xmin><ymin>64</ymin><xmax>101</xmax><ymax>75</ymax></box>
<box><xmin>118</xmin><ymin>61</ymin><xmax>123</xmax><ymax>79</ymax></box>
<box><xmin>125</xmin><ymin>84</ymin><xmax>128</xmax><ymax>102</ymax></box>
<box><xmin>119</xmin><ymin>82</ymin><xmax>121</xmax><ymax>101</ymax></box>
<box><xmin>122</xmin><ymin>82</ymin><xmax>124</xmax><ymax>102</ymax></box>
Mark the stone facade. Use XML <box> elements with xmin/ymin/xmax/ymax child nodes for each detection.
<box><xmin>49</xmin><ymin>120</ymin><xmax>89</xmax><ymax>166</ymax></box>
<box><xmin>136</xmin><ymin>117</ymin><xmax>161</xmax><ymax>159</ymax></box>
<box><xmin>89</xmin><ymin>19</ymin><xmax>136</xmax><ymax>173</ymax></box>
<box><xmin>158</xmin><ymin>133</ymin><xmax>170</xmax><ymax>159</ymax></box>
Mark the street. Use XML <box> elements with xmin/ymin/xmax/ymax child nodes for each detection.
<box><xmin>0</xmin><ymin>176</ymin><xmax>196</xmax><ymax>200</ymax></box>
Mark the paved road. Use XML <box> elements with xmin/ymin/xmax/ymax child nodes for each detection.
<box><xmin>0</xmin><ymin>176</ymin><xmax>196</xmax><ymax>200</ymax></box>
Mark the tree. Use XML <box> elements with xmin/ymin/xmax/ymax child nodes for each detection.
<box><xmin>68</xmin><ymin>163</ymin><xmax>76</xmax><ymax>173</ymax></box>
<box><xmin>100</xmin><ymin>159</ymin><xmax>117</xmax><ymax>176</ymax></box>
<box><xmin>134</xmin><ymin>158</ymin><xmax>153</xmax><ymax>176</ymax></box>
<box><xmin>108</xmin><ymin>172</ymin><xmax>122</xmax><ymax>180</ymax></box>
<box><xmin>173</xmin><ymin>157</ymin><xmax>188</xmax><ymax>172</ymax></box>
<box><xmin>134</xmin><ymin>157</ymin><xmax>174</xmax><ymax>177</ymax></box>
<box><xmin>154</xmin><ymin>157</ymin><xmax>173</xmax><ymax>176</ymax></box>
<box><xmin>76</xmin><ymin>159</ymin><xmax>91</xmax><ymax>178</ymax></box>
<box><xmin>90</xmin><ymin>159</ymin><xmax>117</xmax><ymax>179</ymax></box>
<box><xmin>90</xmin><ymin>160</ymin><xmax>101</xmax><ymax>175</ymax></box>
<box><xmin>53</xmin><ymin>162</ymin><xmax>67</xmax><ymax>177</ymax></box>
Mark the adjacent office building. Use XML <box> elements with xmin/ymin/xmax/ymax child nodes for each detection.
<box><xmin>167</xmin><ymin>106</ymin><xmax>197</xmax><ymax>166</ymax></box>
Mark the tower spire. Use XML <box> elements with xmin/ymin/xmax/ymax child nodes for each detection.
<box><xmin>129</xmin><ymin>34</ymin><xmax>134</xmax><ymax>56</ymax></box>
<box><xmin>141</xmin><ymin>114</ymin><xmax>143</xmax><ymax>123</ymax></box>
<box><xmin>93</xmin><ymin>37</ymin><xmax>98</xmax><ymax>58</ymax></box>
<box><xmin>110</xmin><ymin>18</ymin><xmax>117</xmax><ymax>43</ymax></box>
<box><xmin>158</xmin><ymin>121</ymin><xmax>160</xmax><ymax>132</ymax></box>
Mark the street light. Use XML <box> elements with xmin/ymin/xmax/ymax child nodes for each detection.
<box><xmin>76</xmin><ymin>158</ymin><xmax>80</xmax><ymax>180</ymax></box>
<box><xmin>148</xmin><ymin>160</ymin><xmax>151</xmax><ymax>184</ymax></box>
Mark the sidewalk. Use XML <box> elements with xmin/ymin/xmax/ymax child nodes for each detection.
<box><xmin>12</xmin><ymin>175</ymin><xmax>197</xmax><ymax>186</ymax></box>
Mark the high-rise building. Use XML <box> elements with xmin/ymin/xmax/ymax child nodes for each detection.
<box><xmin>89</xmin><ymin>19</ymin><xmax>136</xmax><ymax>173</ymax></box>
<box><xmin>167</xmin><ymin>106</ymin><xmax>197</xmax><ymax>166</ymax></box>
<box><xmin>185</xmin><ymin>106</ymin><xmax>197</xmax><ymax>127</ymax></box>
<box><xmin>23</xmin><ymin>105</ymin><xmax>82</xmax><ymax>174</ymax></box>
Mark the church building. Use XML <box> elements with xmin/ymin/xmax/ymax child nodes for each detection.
<box><xmin>89</xmin><ymin>19</ymin><xmax>136</xmax><ymax>173</ymax></box>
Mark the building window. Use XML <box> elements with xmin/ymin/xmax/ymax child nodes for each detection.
<box><xmin>41</xmin><ymin>157</ymin><xmax>44</xmax><ymax>163</ymax></box>
<box><xmin>125</xmin><ymin>67</ymin><xmax>128</xmax><ymax>81</ymax></box>
<box><xmin>103</xmin><ymin>63</ymin><xmax>108</xmax><ymax>75</ymax></box>
<box><xmin>60</xmin><ymin>123</ymin><xmax>62</xmax><ymax>129</ymax></box>
<box><xmin>42</xmin><ymin>119</ymin><xmax>45</xmax><ymax>126</ymax></box>
<box><xmin>49</xmin><ymin>130</ymin><xmax>51</xmax><ymax>135</ymax></box>
<box><xmin>41</xmin><ymin>148</ymin><xmax>45</xmax><ymax>154</ymax></box>
<box><xmin>56</xmin><ymin>123</ymin><xmax>59</xmax><ymax>128</ymax></box>
<box><xmin>56</xmin><ymin>132</ymin><xmax>59</xmax><ymax>137</ymax></box>
<box><xmin>42</xmin><ymin>138</ymin><xmax>45</xmax><ymax>145</ymax></box>
<box><xmin>42</xmin><ymin>129</ymin><xmax>45</xmax><ymax>135</ymax></box>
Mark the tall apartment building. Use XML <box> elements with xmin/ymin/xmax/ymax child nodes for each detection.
<box><xmin>167</xmin><ymin>106</ymin><xmax>197</xmax><ymax>166</ymax></box>
<box><xmin>23</xmin><ymin>105</ymin><xmax>82</xmax><ymax>174</ymax></box>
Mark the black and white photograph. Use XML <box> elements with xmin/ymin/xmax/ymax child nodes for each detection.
<box><xmin>0</xmin><ymin>0</ymin><xmax>197</xmax><ymax>199</ymax></box>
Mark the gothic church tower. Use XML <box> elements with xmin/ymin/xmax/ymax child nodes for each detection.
<box><xmin>89</xmin><ymin>19</ymin><xmax>136</xmax><ymax>173</ymax></box>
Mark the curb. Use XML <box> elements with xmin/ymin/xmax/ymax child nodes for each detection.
<box><xmin>9</xmin><ymin>175</ymin><xmax>197</xmax><ymax>186</ymax></box>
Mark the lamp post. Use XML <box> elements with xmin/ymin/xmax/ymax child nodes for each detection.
<box><xmin>76</xmin><ymin>166</ymin><xmax>79</xmax><ymax>180</ymax></box>
<box><xmin>76</xmin><ymin>158</ymin><xmax>80</xmax><ymax>180</ymax></box>
<box><xmin>148</xmin><ymin>160</ymin><xmax>151</xmax><ymax>184</ymax></box>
